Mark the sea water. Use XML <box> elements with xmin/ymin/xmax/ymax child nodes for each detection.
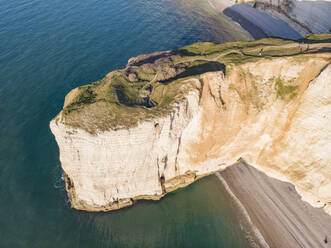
<box><xmin>0</xmin><ymin>0</ymin><xmax>255</xmax><ymax>247</ymax></box>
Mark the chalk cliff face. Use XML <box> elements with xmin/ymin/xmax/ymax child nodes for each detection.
<box><xmin>50</xmin><ymin>88</ymin><xmax>202</xmax><ymax>211</ymax></box>
<box><xmin>50</xmin><ymin>40</ymin><xmax>331</xmax><ymax>213</ymax></box>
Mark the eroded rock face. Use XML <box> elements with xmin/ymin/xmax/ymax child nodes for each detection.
<box><xmin>50</xmin><ymin>56</ymin><xmax>331</xmax><ymax>213</ymax></box>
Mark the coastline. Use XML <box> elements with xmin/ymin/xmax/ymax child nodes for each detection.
<box><xmin>218</xmin><ymin>162</ymin><xmax>331</xmax><ymax>248</ymax></box>
<box><xmin>207</xmin><ymin>1</ymin><xmax>331</xmax><ymax>246</ymax></box>
<box><xmin>216</xmin><ymin>173</ymin><xmax>270</xmax><ymax>248</ymax></box>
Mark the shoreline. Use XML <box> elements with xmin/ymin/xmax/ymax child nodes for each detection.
<box><xmin>216</xmin><ymin>173</ymin><xmax>270</xmax><ymax>248</ymax></box>
<box><xmin>218</xmin><ymin>162</ymin><xmax>331</xmax><ymax>248</ymax></box>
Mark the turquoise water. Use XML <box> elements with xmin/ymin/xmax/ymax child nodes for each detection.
<box><xmin>0</xmin><ymin>0</ymin><xmax>254</xmax><ymax>247</ymax></box>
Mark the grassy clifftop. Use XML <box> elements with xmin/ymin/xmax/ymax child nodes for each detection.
<box><xmin>58</xmin><ymin>34</ymin><xmax>331</xmax><ymax>134</ymax></box>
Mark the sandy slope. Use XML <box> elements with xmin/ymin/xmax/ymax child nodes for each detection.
<box><xmin>219</xmin><ymin>162</ymin><xmax>331</xmax><ymax>248</ymax></box>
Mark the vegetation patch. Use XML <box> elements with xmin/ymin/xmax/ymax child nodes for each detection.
<box><xmin>110</xmin><ymin>75</ymin><xmax>145</xmax><ymax>106</ymax></box>
<box><xmin>136</xmin><ymin>71</ymin><xmax>156</xmax><ymax>81</ymax></box>
<box><xmin>177</xmin><ymin>37</ymin><xmax>293</xmax><ymax>58</ymax></box>
<box><xmin>299</xmin><ymin>33</ymin><xmax>331</xmax><ymax>44</ymax></box>
<box><xmin>221</xmin><ymin>52</ymin><xmax>259</xmax><ymax>65</ymax></box>
<box><xmin>59</xmin><ymin>34</ymin><xmax>329</xmax><ymax>133</ymax></box>
<box><xmin>63</xmin><ymin>86</ymin><xmax>98</xmax><ymax>114</ymax></box>
<box><xmin>275</xmin><ymin>77</ymin><xmax>298</xmax><ymax>99</ymax></box>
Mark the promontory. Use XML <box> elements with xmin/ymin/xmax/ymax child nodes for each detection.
<box><xmin>50</xmin><ymin>34</ymin><xmax>331</xmax><ymax>213</ymax></box>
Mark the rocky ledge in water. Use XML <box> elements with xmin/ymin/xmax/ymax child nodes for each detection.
<box><xmin>50</xmin><ymin>34</ymin><xmax>331</xmax><ymax>212</ymax></box>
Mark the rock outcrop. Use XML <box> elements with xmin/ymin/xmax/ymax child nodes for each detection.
<box><xmin>50</xmin><ymin>37</ymin><xmax>331</xmax><ymax>213</ymax></box>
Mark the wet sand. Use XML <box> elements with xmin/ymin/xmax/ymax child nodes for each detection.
<box><xmin>218</xmin><ymin>162</ymin><xmax>331</xmax><ymax>248</ymax></box>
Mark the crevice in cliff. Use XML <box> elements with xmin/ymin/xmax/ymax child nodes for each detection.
<box><xmin>209</xmin><ymin>82</ymin><xmax>226</xmax><ymax>109</ymax></box>
<box><xmin>184</xmin><ymin>98</ymin><xmax>189</xmax><ymax>117</ymax></box>
<box><xmin>156</xmin><ymin>157</ymin><xmax>166</xmax><ymax>194</ymax></box>
<box><xmin>76</xmin><ymin>150</ymin><xmax>80</xmax><ymax>161</ymax></box>
<box><xmin>174</xmin><ymin>135</ymin><xmax>182</xmax><ymax>173</ymax></box>
<box><xmin>169</xmin><ymin>111</ymin><xmax>175</xmax><ymax>131</ymax></box>
<box><xmin>162</xmin><ymin>155</ymin><xmax>168</xmax><ymax>170</ymax></box>
<box><xmin>159</xmin><ymin>175</ymin><xmax>166</xmax><ymax>194</ymax></box>
<box><xmin>198</xmin><ymin>78</ymin><xmax>204</xmax><ymax>104</ymax></box>
<box><xmin>64</xmin><ymin>172</ymin><xmax>74</xmax><ymax>190</ymax></box>
<box><xmin>63</xmin><ymin>171</ymin><xmax>77</xmax><ymax>209</ymax></box>
<box><xmin>219</xmin><ymin>73</ymin><xmax>226</xmax><ymax>108</ymax></box>
<box><xmin>154</xmin><ymin>122</ymin><xmax>161</xmax><ymax>139</ymax></box>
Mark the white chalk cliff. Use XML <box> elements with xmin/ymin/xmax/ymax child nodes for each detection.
<box><xmin>50</xmin><ymin>52</ymin><xmax>331</xmax><ymax>214</ymax></box>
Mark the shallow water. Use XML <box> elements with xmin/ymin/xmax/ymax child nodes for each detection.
<box><xmin>0</xmin><ymin>0</ymin><xmax>255</xmax><ymax>247</ymax></box>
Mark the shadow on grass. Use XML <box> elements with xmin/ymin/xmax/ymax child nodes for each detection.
<box><xmin>300</xmin><ymin>38</ymin><xmax>331</xmax><ymax>44</ymax></box>
<box><xmin>162</xmin><ymin>61</ymin><xmax>225</xmax><ymax>84</ymax></box>
<box><xmin>299</xmin><ymin>34</ymin><xmax>331</xmax><ymax>44</ymax></box>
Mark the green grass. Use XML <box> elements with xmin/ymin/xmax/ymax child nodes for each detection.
<box><xmin>220</xmin><ymin>52</ymin><xmax>259</xmax><ymax>65</ymax></box>
<box><xmin>275</xmin><ymin>77</ymin><xmax>298</xmax><ymax>99</ymax></box>
<box><xmin>299</xmin><ymin>33</ymin><xmax>331</xmax><ymax>43</ymax></box>
<box><xmin>137</xmin><ymin>71</ymin><xmax>155</xmax><ymax>81</ymax></box>
<box><xmin>177</xmin><ymin>38</ymin><xmax>292</xmax><ymax>57</ymax></box>
<box><xmin>63</xmin><ymin>85</ymin><xmax>98</xmax><ymax>114</ymax></box>
<box><xmin>78</xmin><ymin>86</ymin><xmax>97</xmax><ymax>104</ymax></box>
<box><xmin>174</xmin><ymin>37</ymin><xmax>298</xmax><ymax>65</ymax></box>
<box><xmin>60</xmin><ymin>34</ymin><xmax>330</xmax><ymax>133</ymax></box>
<box><xmin>110</xmin><ymin>75</ymin><xmax>145</xmax><ymax>106</ymax></box>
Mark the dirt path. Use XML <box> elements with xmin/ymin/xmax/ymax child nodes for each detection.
<box><xmin>175</xmin><ymin>42</ymin><xmax>331</xmax><ymax>65</ymax></box>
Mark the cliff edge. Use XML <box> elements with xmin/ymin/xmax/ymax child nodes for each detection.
<box><xmin>50</xmin><ymin>35</ymin><xmax>331</xmax><ymax>213</ymax></box>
